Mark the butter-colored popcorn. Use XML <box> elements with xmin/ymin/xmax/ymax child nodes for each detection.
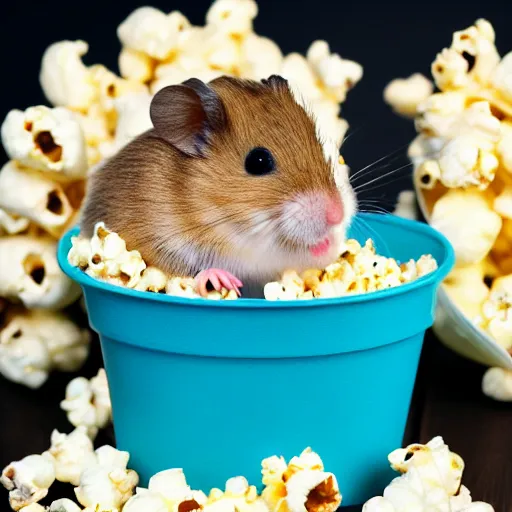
<box><xmin>0</xmin><ymin>234</ymin><xmax>81</xmax><ymax>309</ymax></box>
<box><xmin>494</xmin><ymin>185</ymin><xmax>512</xmax><ymax>218</ymax></box>
<box><xmin>61</xmin><ymin>369</ymin><xmax>112</xmax><ymax>439</ymax></box>
<box><xmin>134</xmin><ymin>267</ymin><xmax>169</xmax><ymax>293</ymax></box>
<box><xmin>430</xmin><ymin>189</ymin><xmax>502</xmax><ymax>265</ymax></box>
<box><xmin>117</xmin><ymin>7</ymin><xmax>191</xmax><ymax>61</ymax></box>
<box><xmin>206</xmin><ymin>0</ymin><xmax>258</xmax><ymax>38</ymax></box>
<box><xmin>482</xmin><ymin>367</ymin><xmax>512</xmax><ymax>402</ymax></box>
<box><xmin>119</xmin><ymin>47</ymin><xmax>156</xmax><ymax>84</ymax></box>
<box><xmin>47</xmin><ymin>499</ymin><xmax>83</xmax><ymax>512</ymax></box>
<box><xmin>476</xmin><ymin>287</ymin><xmax>512</xmax><ymax>350</ymax></box>
<box><xmin>1</xmin><ymin>105</ymin><xmax>88</xmax><ymax>181</ymax></box>
<box><xmin>383</xmin><ymin>73</ymin><xmax>434</xmax><ymax>118</ymax></box>
<box><xmin>166</xmin><ymin>276</ymin><xmax>201</xmax><ymax>298</ymax></box>
<box><xmin>206</xmin><ymin>476</ymin><xmax>267</xmax><ymax>512</ymax></box>
<box><xmin>491</xmin><ymin>51</ymin><xmax>512</xmax><ymax>104</ymax></box>
<box><xmin>0</xmin><ymin>209</ymin><xmax>30</xmax><ymax>235</ymax></box>
<box><xmin>74</xmin><ymin>445</ymin><xmax>139</xmax><ymax>510</ymax></box>
<box><xmin>392</xmin><ymin>190</ymin><xmax>418</xmax><ymax>220</ymax></box>
<box><xmin>21</xmin><ymin>504</ymin><xmax>47</xmax><ymax>512</ymax></box>
<box><xmin>239</xmin><ymin>34</ymin><xmax>283</xmax><ymax>81</ymax></box>
<box><xmin>261</xmin><ymin>447</ymin><xmax>341</xmax><ymax>512</ymax></box>
<box><xmin>75</xmin><ymin>103</ymin><xmax>111</xmax><ymax>149</ymax></box>
<box><xmin>414</xmin><ymin>160</ymin><xmax>442</xmax><ymax>190</ymax></box>
<box><xmin>42</xmin><ymin>427</ymin><xmax>96</xmax><ymax>486</ymax></box>
<box><xmin>497</xmin><ymin>121</ymin><xmax>512</xmax><ymax>172</ymax></box>
<box><xmin>39</xmin><ymin>40</ymin><xmax>98</xmax><ymax>111</ymax></box>
<box><xmin>432</xmin><ymin>48</ymin><xmax>473</xmax><ymax>91</ymax></box>
<box><xmin>1</xmin><ymin>455</ymin><xmax>56</xmax><ymax>510</ymax></box>
<box><xmin>123</xmin><ymin>489</ymin><xmax>168</xmax><ymax>512</ymax></box>
<box><xmin>0</xmin><ymin>161</ymin><xmax>77</xmax><ymax>237</ymax></box>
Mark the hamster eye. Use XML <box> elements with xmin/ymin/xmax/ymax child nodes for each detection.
<box><xmin>245</xmin><ymin>147</ymin><xmax>276</xmax><ymax>176</ymax></box>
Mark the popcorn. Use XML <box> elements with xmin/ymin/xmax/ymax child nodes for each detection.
<box><xmin>74</xmin><ymin>445</ymin><xmax>139</xmax><ymax>509</ymax></box>
<box><xmin>123</xmin><ymin>490</ymin><xmax>168</xmax><ymax>512</ymax></box>
<box><xmin>42</xmin><ymin>427</ymin><xmax>96</xmax><ymax>486</ymax></box>
<box><xmin>261</xmin><ymin>447</ymin><xmax>341</xmax><ymax>512</ymax></box>
<box><xmin>1</xmin><ymin>455</ymin><xmax>56</xmax><ymax>510</ymax></box>
<box><xmin>0</xmin><ymin>234</ymin><xmax>81</xmax><ymax>309</ymax></box>
<box><xmin>206</xmin><ymin>476</ymin><xmax>267</xmax><ymax>512</ymax></box>
<box><xmin>239</xmin><ymin>34</ymin><xmax>283</xmax><ymax>81</ymax></box>
<box><xmin>0</xmin><ymin>209</ymin><xmax>30</xmax><ymax>235</ymax></box>
<box><xmin>494</xmin><ymin>185</ymin><xmax>512</xmax><ymax>218</ymax></box>
<box><xmin>119</xmin><ymin>47</ymin><xmax>156</xmax><ymax>84</ymax></box>
<box><xmin>117</xmin><ymin>7</ymin><xmax>191</xmax><ymax>61</ymax></box>
<box><xmin>491</xmin><ymin>51</ymin><xmax>512</xmax><ymax>104</ymax></box>
<box><xmin>0</xmin><ymin>161</ymin><xmax>77</xmax><ymax>237</ymax></box>
<box><xmin>482</xmin><ymin>367</ymin><xmax>512</xmax><ymax>401</ymax></box>
<box><xmin>264</xmin><ymin>239</ymin><xmax>437</xmax><ymax>300</ymax></box>
<box><xmin>1</xmin><ymin>105</ymin><xmax>88</xmax><ymax>181</ymax></box>
<box><xmin>0</xmin><ymin>308</ymin><xmax>90</xmax><ymax>388</ymax></box>
<box><xmin>60</xmin><ymin>369</ymin><xmax>112</xmax><ymax>439</ymax></box>
<box><xmin>134</xmin><ymin>267</ymin><xmax>169</xmax><ymax>293</ymax></box>
<box><xmin>48</xmin><ymin>499</ymin><xmax>82</xmax><ymax>512</ymax></box>
<box><xmin>475</xmin><ymin>286</ymin><xmax>512</xmax><ymax>350</ymax></box>
<box><xmin>414</xmin><ymin>160</ymin><xmax>442</xmax><ymax>190</ymax></box>
<box><xmin>206</xmin><ymin>0</ymin><xmax>258</xmax><ymax>38</ymax></box>
<box><xmin>383</xmin><ymin>73</ymin><xmax>434</xmax><ymax>118</ymax></box>
<box><xmin>497</xmin><ymin>121</ymin><xmax>512</xmax><ymax>172</ymax></box>
<box><xmin>39</xmin><ymin>40</ymin><xmax>98</xmax><ymax>111</ymax></box>
<box><xmin>166</xmin><ymin>276</ymin><xmax>201</xmax><ymax>298</ymax></box>
<box><xmin>392</xmin><ymin>190</ymin><xmax>417</xmax><ymax>220</ymax></box>
<box><xmin>430</xmin><ymin>189</ymin><xmax>502</xmax><ymax>265</ymax></box>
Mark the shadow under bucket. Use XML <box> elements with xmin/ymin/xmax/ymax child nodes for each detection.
<box><xmin>58</xmin><ymin>213</ymin><xmax>454</xmax><ymax>507</ymax></box>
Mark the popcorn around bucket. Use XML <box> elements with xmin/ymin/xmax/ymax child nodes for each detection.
<box><xmin>57</xmin><ymin>212</ymin><xmax>455</xmax><ymax>506</ymax></box>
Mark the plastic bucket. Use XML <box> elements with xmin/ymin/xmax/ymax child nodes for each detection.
<box><xmin>58</xmin><ymin>213</ymin><xmax>454</xmax><ymax>506</ymax></box>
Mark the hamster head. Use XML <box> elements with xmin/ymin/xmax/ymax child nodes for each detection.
<box><xmin>150</xmin><ymin>75</ymin><xmax>357</xmax><ymax>282</ymax></box>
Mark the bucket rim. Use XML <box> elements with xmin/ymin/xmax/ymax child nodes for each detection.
<box><xmin>57</xmin><ymin>213</ymin><xmax>455</xmax><ymax>309</ymax></box>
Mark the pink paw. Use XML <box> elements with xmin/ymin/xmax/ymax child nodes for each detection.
<box><xmin>195</xmin><ymin>268</ymin><xmax>243</xmax><ymax>298</ymax></box>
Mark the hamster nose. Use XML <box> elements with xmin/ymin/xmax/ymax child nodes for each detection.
<box><xmin>326</xmin><ymin>195</ymin><xmax>344</xmax><ymax>226</ymax></box>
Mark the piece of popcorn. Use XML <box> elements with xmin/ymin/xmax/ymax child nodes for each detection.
<box><xmin>430</xmin><ymin>189</ymin><xmax>502</xmax><ymax>265</ymax></box>
<box><xmin>117</xmin><ymin>7</ymin><xmax>191</xmax><ymax>61</ymax></box>
<box><xmin>0</xmin><ymin>161</ymin><xmax>77</xmax><ymax>237</ymax></box>
<box><xmin>392</xmin><ymin>190</ymin><xmax>418</xmax><ymax>220</ymax></box>
<box><xmin>134</xmin><ymin>267</ymin><xmax>169</xmax><ymax>293</ymax></box>
<box><xmin>74</xmin><ymin>445</ymin><xmax>139</xmax><ymax>510</ymax></box>
<box><xmin>0</xmin><ymin>209</ymin><xmax>30</xmax><ymax>235</ymax></box>
<box><xmin>476</xmin><ymin>288</ymin><xmax>512</xmax><ymax>350</ymax></box>
<box><xmin>1</xmin><ymin>105</ymin><xmax>88</xmax><ymax>181</ymax></box>
<box><xmin>206</xmin><ymin>476</ymin><xmax>268</xmax><ymax>512</ymax></box>
<box><xmin>0</xmin><ymin>234</ymin><xmax>81</xmax><ymax>309</ymax></box>
<box><xmin>1</xmin><ymin>455</ymin><xmax>56</xmax><ymax>510</ymax></box>
<box><xmin>443</xmin><ymin>264</ymin><xmax>490</xmax><ymax>320</ymax></box>
<box><xmin>48</xmin><ymin>498</ymin><xmax>83</xmax><ymax>512</ymax></box>
<box><xmin>497</xmin><ymin>121</ymin><xmax>512</xmax><ymax>172</ymax></box>
<box><xmin>383</xmin><ymin>73</ymin><xmax>434</xmax><ymax>118</ymax></box>
<box><xmin>239</xmin><ymin>34</ymin><xmax>283</xmax><ymax>80</ymax></box>
<box><xmin>414</xmin><ymin>160</ymin><xmax>442</xmax><ymax>190</ymax></box>
<box><xmin>119</xmin><ymin>47</ymin><xmax>156</xmax><ymax>83</ymax></box>
<box><xmin>39</xmin><ymin>40</ymin><xmax>98</xmax><ymax>111</ymax></box>
<box><xmin>75</xmin><ymin>103</ymin><xmax>111</xmax><ymax>149</ymax></box>
<box><xmin>42</xmin><ymin>427</ymin><xmax>96</xmax><ymax>486</ymax></box>
<box><xmin>110</xmin><ymin>92</ymin><xmax>153</xmax><ymax>153</ymax></box>
<box><xmin>491</xmin><ymin>51</ymin><xmax>512</xmax><ymax>104</ymax></box>
<box><xmin>166</xmin><ymin>276</ymin><xmax>201</xmax><ymax>298</ymax></box>
<box><xmin>206</xmin><ymin>0</ymin><xmax>258</xmax><ymax>38</ymax></box>
<box><xmin>482</xmin><ymin>367</ymin><xmax>512</xmax><ymax>401</ymax></box>
<box><xmin>261</xmin><ymin>447</ymin><xmax>341</xmax><ymax>512</ymax></box>
<box><xmin>281</xmin><ymin>53</ymin><xmax>323</xmax><ymax>103</ymax></box>
<box><xmin>61</xmin><ymin>369</ymin><xmax>112</xmax><ymax>439</ymax></box>
<box><xmin>493</xmin><ymin>186</ymin><xmax>512</xmax><ymax>219</ymax></box>
<box><xmin>21</xmin><ymin>504</ymin><xmax>47</xmax><ymax>512</ymax></box>
<box><xmin>263</xmin><ymin>270</ymin><xmax>305</xmax><ymax>301</ymax></box>
<box><xmin>432</xmin><ymin>48</ymin><xmax>472</xmax><ymax>91</ymax></box>
<box><xmin>123</xmin><ymin>489</ymin><xmax>168</xmax><ymax>512</ymax></box>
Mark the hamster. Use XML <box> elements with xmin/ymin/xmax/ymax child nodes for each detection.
<box><xmin>80</xmin><ymin>75</ymin><xmax>357</xmax><ymax>298</ymax></box>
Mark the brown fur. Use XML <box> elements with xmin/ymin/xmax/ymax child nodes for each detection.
<box><xmin>80</xmin><ymin>76</ymin><xmax>340</xmax><ymax>278</ymax></box>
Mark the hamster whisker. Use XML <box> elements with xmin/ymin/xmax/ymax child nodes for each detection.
<box><xmin>351</xmin><ymin>216</ymin><xmax>389</xmax><ymax>251</ymax></box>
<box><xmin>353</xmin><ymin>162</ymin><xmax>413</xmax><ymax>193</ymax></box>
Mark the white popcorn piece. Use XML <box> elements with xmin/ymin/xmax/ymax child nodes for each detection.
<box><xmin>482</xmin><ymin>367</ymin><xmax>512</xmax><ymax>402</ymax></box>
<box><xmin>494</xmin><ymin>186</ymin><xmax>512</xmax><ymax>219</ymax></box>
<box><xmin>110</xmin><ymin>92</ymin><xmax>153</xmax><ymax>153</ymax></box>
<box><xmin>491</xmin><ymin>51</ymin><xmax>512</xmax><ymax>104</ymax></box>
<box><xmin>0</xmin><ymin>161</ymin><xmax>77</xmax><ymax>238</ymax></box>
<box><xmin>0</xmin><ymin>234</ymin><xmax>81</xmax><ymax>309</ymax></box>
<box><xmin>261</xmin><ymin>447</ymin><xmax>341</xmax><ymax>512</ymax></box>
<box><xmin>1</xmin><ymin>105</ymin><xmax>88</xmax><ymax>181</ymax></box>
<box><xmin>476</xmin><ymin>288</ymin><xmax>512</xmax><ymax>350</ymax></box>
<box><xmin>42</xmin><ymin>427</ymin><xmax>96</xmax><ymax>486</ymax></box>
<box><xmin>206</xmin><ymin>0</ymin><xmax>258</xmax><ymax>38</ymax></box>
<box><xmin>497</xmin><ymin>121</ymin><xmax>512</xmax><ymax>172</ymax></box>
<box><xmin>48</xmin><ymin>498</ymin><xmax>82</xmax><ymax>512</ymax></box>
<box><xmin>206</xmin><ymin>476</ymin><xmax>267</xmax><ymax>512</ymax></box>
<box><xmin>117</xmin><ymin>7</ymin><xmax>191</xmax><ymax>61</ymax></box>
<box><xmin>134</xmin><ymin>266</ymin><xmax>169</xmax><ymax>293</ymax></box>
<box><xmin>119</xmin><ymin>47</ymin><xmax>156</xmax><ymax>84</ymax></box>
<box><xmin>281</xmin><ymin>53</ymin><xmax>323</xmax><ymax>103</ymax></box>
<box><xmin>414</xmin><ymin>159</ymin><xmax>442</xmax><ymax>190</ymax></box>
<box><xmin>239</xmin><ymin>34</ymin><xmax>283</xmax><ymax>81</ymax></box>
<box><xmin>0</xmin><ymin>209</ymin><xmax>30</xmax><ymax>235</ymax></box>
<box><xmin>166</xmin><ymin>277</ymin><xmax>201</xmax><ymax>298</ymax></box>
<box><xmin>430</xmin><ymin>189</ymin><xmax>502</xmax><ymax>265</ymax></box>
<box><xmin>61</xmin><ymin>369</ymin><xmax>112</xmax><ymax>439</ymax></box>
<box><xmin>75</xmin><ymin>103</ymin><xmax>111</xmax><ymax>149</ymax></box>
<box><xmin>383</xmin><ymin>73</ymin><xmax>434</xmax><ymax>118</ymax></box>
<box><xmin>392</xmin><ymin>190</ymin><xmax>418</xmax><ymax>220</ymax></box>
<box><xmin>432</xmin><ymin>48</ymin><xmax>472</xmax><ymax>91</ymax></box>
<box><xmin>1</xmin><ymin>455</ymin><xmax>56</xmax><ymax>510</ymax></box>
<box><xmin>123</xmin><ymin>489</ymin><xmax>168</xmax><ymax>512</ymax></box>
<box><xmin>39</xmin><ymin>40</ymin><xmax>98</xmax><ymax>111</ymax></box>
<box><xmin>75</xmin><ymin>445</ymin><xmax>139</xmax><ymax>510</ymax></box>
<box><xmin>21</xmin><ymin>504</ymin><xmax>47</xmax><ymax>512</ymax></box>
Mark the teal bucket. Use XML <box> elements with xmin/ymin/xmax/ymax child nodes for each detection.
<box><xmin>57</xmin><ymin>213</ymin><xmax>454</xmax><ymax>507</ymax></box>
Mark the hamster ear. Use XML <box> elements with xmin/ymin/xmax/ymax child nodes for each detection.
<box><xmin>261</xmin><ymin>75</ymin><xmax>289</xmax><ymax>91</ymax></box>
<box><xmin>149</xmin><ymin>78</ymin><xmax>226</xmax><ymax>157</ymax></box>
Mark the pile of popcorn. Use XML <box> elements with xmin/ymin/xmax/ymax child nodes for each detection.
<box><xmin>384</xmin><ymin>20</ymin><xmax>512</xmax><ymax>362</ymax></box>
<box><xmin>0</xmin><ymin>0</ymin><xmax>363</xmax><ymax>389</ymax></box>
<box><xmin>264</xmin><ymin>239</ymin><xmax>438</xmax><ymax>300</ymax></box>
<box><xmin>1</xmin><ymin>434</ymin><xmax>493</xmax><ymax>512</ymax></box>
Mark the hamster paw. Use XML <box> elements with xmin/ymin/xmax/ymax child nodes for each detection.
<box><xmin>195</xmin><ymin>269</ymin><xmax>243</xmax><ymax>298</ymax></box>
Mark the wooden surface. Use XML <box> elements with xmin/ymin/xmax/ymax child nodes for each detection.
<box><xmin>1</xmin><ymin>329</ymin><xmax>511</xmax><ymax>511</ymax></box>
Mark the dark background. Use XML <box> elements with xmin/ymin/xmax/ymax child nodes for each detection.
<box><xmin>1</xmin><ymin>1</ymin><xmax>512</xmax><ymax>510</ymax></box>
